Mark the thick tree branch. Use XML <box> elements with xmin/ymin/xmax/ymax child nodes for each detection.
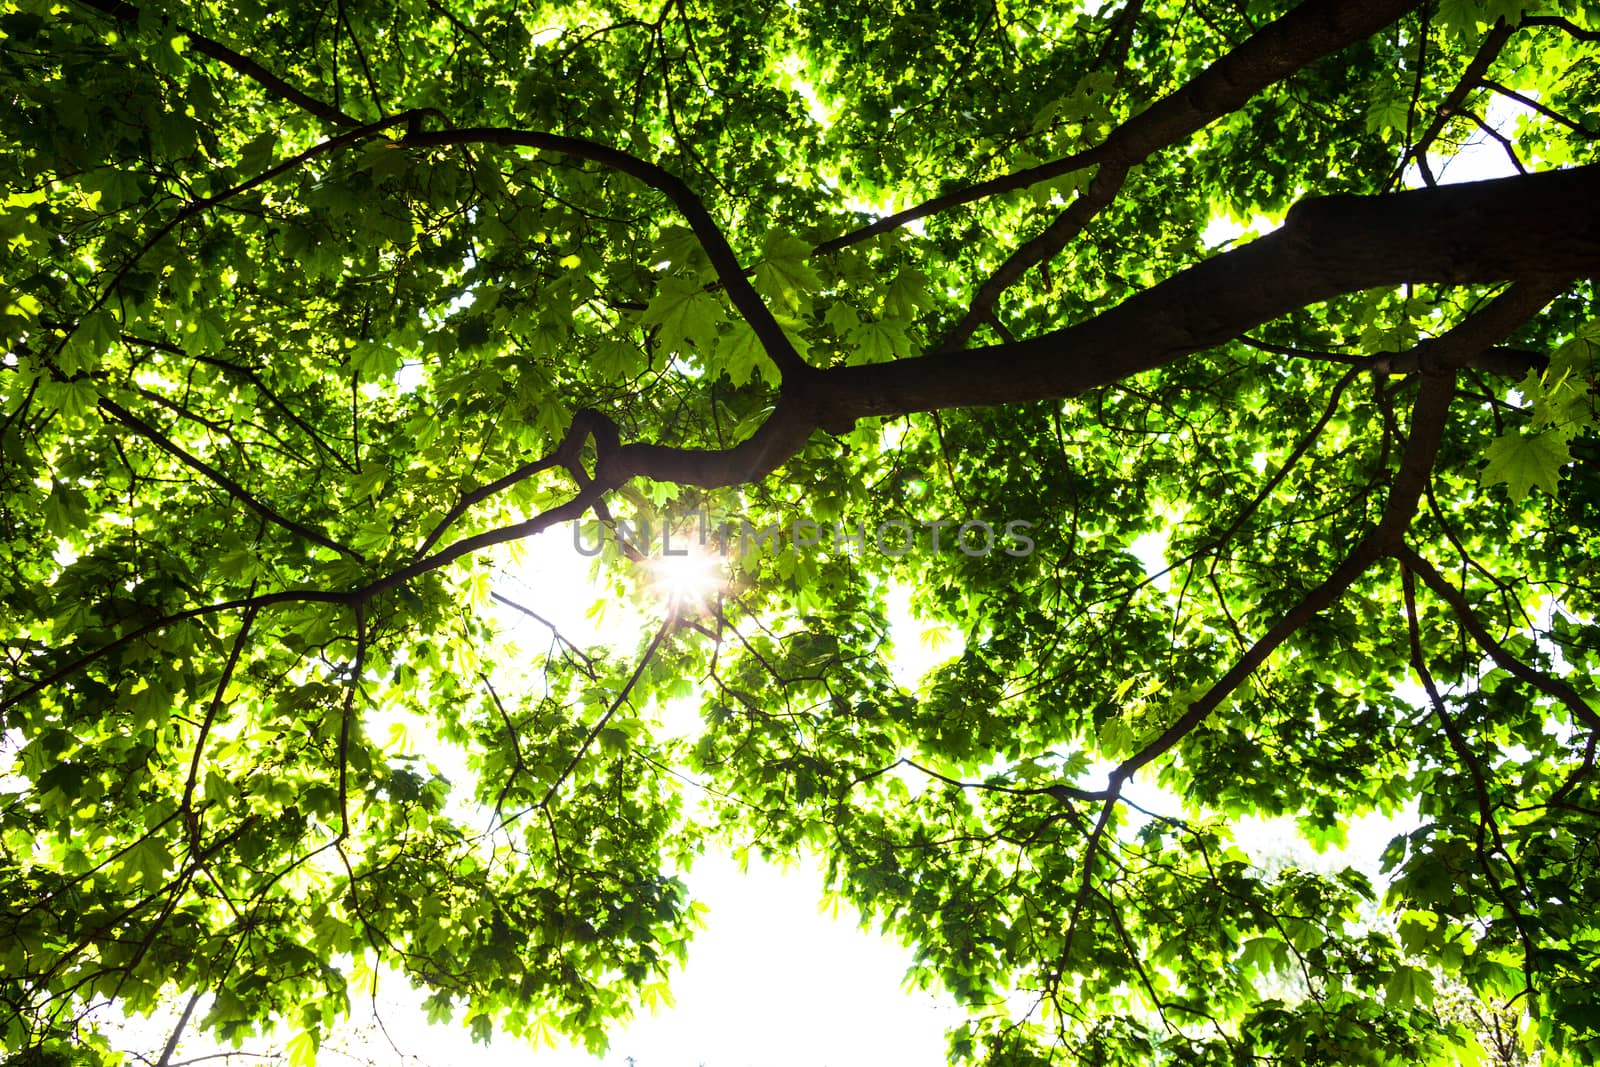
<box><xmin>399</xmin><ymin>127</ymin><xmax>810</xmax><ymax>379</ymax></box>
<box><xmin>817</xmin><ymin>0</ymin><xmax>1421</xmax><ymax>254</ymax></box>
<box><xmin>805</xmin><ymin>166</ymin><xmax>1598</xmax><ymax>427</ymax></box>
<box><xmin>398</xmin><ymin>175</ymin><xmax>1594</xmax><ymax>586</ymax></box>
<box><xmin>1386</xmin><ymin>283</ymin><xmax>1566</xmax><ymax>376</ymax></box>
<box><xmin>13</xmin><ymin>175</ymin><xmax>1591</xmax><ymax>720</ymax></box>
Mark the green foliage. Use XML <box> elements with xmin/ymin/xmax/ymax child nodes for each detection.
<box><xmin>2</xmin><ymin>0</ymin><xmax>1600</xmax><ymax>1064</ymax></box>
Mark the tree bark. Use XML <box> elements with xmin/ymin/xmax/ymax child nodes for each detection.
<box><xmin>595</xmin><ymin>164</ymin><xmax>1600</xmax><ymax>489</ymax></box>
<box><xmin>805</xmin><ymin>165</ymin><xmax>1600</xmax><ymax>422</ymax></box>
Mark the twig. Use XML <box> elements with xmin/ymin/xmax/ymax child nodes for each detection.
<box><xmin>98</xmin><ymin>397</ymin><xmax>363</xmax><ymax>561</ymax></box>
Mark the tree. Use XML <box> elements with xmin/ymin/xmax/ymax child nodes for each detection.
<box><xmin>2</xmin><ymin>0</ymin><xmax>1598</xmax><ymax>1061</ymax></box>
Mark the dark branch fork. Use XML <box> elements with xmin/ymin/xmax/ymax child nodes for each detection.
<box><xmin>935</xmin><ymin>0</ymin><xmax>1425</xmax><ymax>350</ymax></box>
<box><xmin>816</xmin><ymin>0</ymin><xmax>1425</xmax><ymax>259</ymax></box>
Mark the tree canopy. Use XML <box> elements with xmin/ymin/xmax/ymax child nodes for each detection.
<box><xmin>3</xmin><ymin>0</ymin><xmax>1600</xmax><ymax>1062</ymax></box>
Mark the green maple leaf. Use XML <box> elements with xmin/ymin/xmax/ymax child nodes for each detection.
<box><xmin>712</xmin><ymin>321</ymin><xmax>777</xmax><ymax>386</ymax></box>
<box><xmin>823</xmin><ymin>299</ymin><xmax>860</xmax><ymax>337</ymax></box>
<box><xmin>640</xmin><ymin>276</ymin><xmax>724</xmax><ymax>351</ymax></box>
<box><xmin>592</xmin><ymin>335</ymin><xmax>645</xmax><ymax>379</ymax></box>
<box><xmin>847</xmin><ymin>317</ymin><xmax>909</xmax><ymax>364</ymax></box>
<box><xmin>752</xmin><ymin>232</ymin><xmax>823</xmax><ymax>311</ymax></box>
<box><xmin>1481</xmin><ymin>429</ymin><xmax>1572</xmax><ymax>502</ymax></box>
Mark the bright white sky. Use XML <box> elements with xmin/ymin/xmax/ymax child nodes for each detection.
<box><xmin>109</xmin><ymin>98</ymin><xmax>1537</xmax><ymax>1066</ymax></box>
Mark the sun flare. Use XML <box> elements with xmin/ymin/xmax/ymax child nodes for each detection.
<box><xmin>642</xmin><ymin>544</ymin><xmax>727</xmax><ymax>609</ymax></box>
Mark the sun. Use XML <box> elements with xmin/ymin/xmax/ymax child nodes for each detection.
<box><xmin>641</xmin><ymin>543</ymin><xmax>727</xmax><ymax>610</ymax></box>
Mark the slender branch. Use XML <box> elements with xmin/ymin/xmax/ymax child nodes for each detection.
<box><xmin>1457</xmin><ymin>106</ymin><xmax>1528</xmax><ymax>173</ymax></box>
<box><xmin>481</xmin><ymin>674</ymin><xmax>528</xmax><ymax>821</ymax></box>
<box><xmin>164</xmin><ymin>1054</ymin><xmax>276</xmax><ymax>1067</ymax></box>
<box><xmin>1397</xmin><ymin>546</ymin><xmax>1600</xmax><ymax>732</ymax></box>
<box><xmin>896</xmin><ymin>756</ymin><xmax>1110</xmax><ymax>802</ymax></box>
<box><xmin>501</xmin><ymin>612</ymin><xmax>674</xmax><ymax>826</ymax></box>
<box><xmin>177</xmin><ymin>345</ymin><xmax>359</xmax><ymax>473</ymax></box>
<box><xmin>425</xmin><ymin>0</ymin><xmax>495</xmax><ymax>56</ymax></box>
<box><xmin>412</xmin><ymin>407</ymin><xmax>615</xmax><ymax>558</ymax></box>
<box><xmin>154</xmin><ymin>990</ymin><xmax>203</xmax><ymax>1067</ymax></box>
<box><xmin>1100</xmin><ymin>283</ymin><xmax>1557</xmax><ymax>786</ymax></box>
<box><xmin>0</xmin><ymin>590</ymin><xmax>347</xmax><ymax>714</ymax></box>
<box><xmin>1241</xmin><ymin>335</ymin><xmax>1548</xmax><ymax>376</ymax></box>
<box><xmin>1400</xmin><ymin>559</ymin><xmax>1539</xmax><ymax>998</ymax></box>
<box><xmin>1517</xmin><ymin>15</ymin><xmax>1600</xmax><ymax>42</ymax></box>
<box><xmin>337</xmin><ymin>606</ymin><xmax>367</xmax><ymax>840</ymax></box>
<box><xmin>336</xmin><ymin>0</ymin><xmax>382</xmax><ymax>109</ymax></box>
<box><xmin>1238</xmin><ymin>336</ymin><xmax>1367</xmax><ymax>364</ymax></box>
<box><xmin>1051</xmin><ymin>365</ymin><xmax>1471</xmax><ymax>983</ymax></box>
<box><xmin>1478</xmin><ymin>78</ymin><xmax>1600</xmax><ymax>140</ymax></box>
<box><xmin>490</xmin><ymin>591</ymin><xmax>599</xmax><ymax>676</ymax></box>
<box><xmin>1152</xmin><ymin>365</ymin><xmax>1363</xmax><ymax>584</ymax></box>
<box><xmin>70</xmin><ymin>0</ymin><xmax>360</xmax><ymax>128</ymax></box>
<box><xmin>1055</xmin><ymin>781</ymin><xmax>1122</xmax><ymax>980</ymax></box>
<box><xmin>1399</xmin><ymin>2</ymin><xmax>1432</xmax><ymax>176</ymax></box>
<box><xmin>181</xmin><ymin>605</ymin><xmax>259</xmax><ymax>849</ymax></box>
<box><xmin>1403</xmin><ymin>20</ymin><xmax>1515</xmax><ymax>186</ymax></box>
<box><xmin>817</xmin><ymin>0</ymin><xmax>1421</xmax><ymax>253</ymax></box>
<box><xmin>64</xmin><ymin>113</ymin><xmax>416</xmax><ymax>357</ymax></box>
<box><xmin>98</xmin><ymin>397</ymin><xmax>363</xmax><ymax>561</ymax></box>
<box><xmin>1116</xmin><ymin>527</ymin><xmax>1390</xmax><ymax>782</ymax></box>
<box><xmin>938</xmin><ymin>162</ymin><xmax>1130</xmax><ymax>352</ymax></box>
<box><xmin>399</xmin><ymin>126</ymin><xmax>810</xmax><ymax>379</ymax></box>
<box><xmin>121</xmin><ymin>333</ymin><xmax>357</xmax><ymax>471</ymax></box>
